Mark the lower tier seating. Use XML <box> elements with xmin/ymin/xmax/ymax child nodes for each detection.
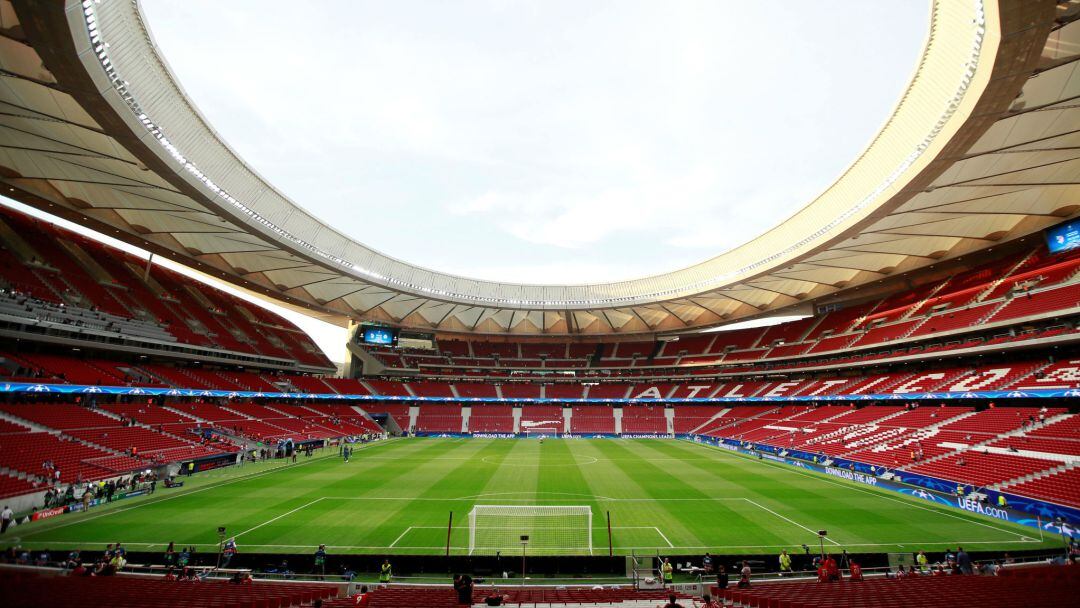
<box><xmin>719</xmin><ymin>564</ymin><xmax>1078</xmax><ymax>608</ymax></box>
<box><xmin>0</xmin><ymin>571</ymin><xmax>337</xmax><ymax>608</ymax></box>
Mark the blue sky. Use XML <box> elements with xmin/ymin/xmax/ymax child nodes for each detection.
<box><xmin>142</xmin><ymin>0</ymin><xmax>929</xmax><ymax>284</ymax></box>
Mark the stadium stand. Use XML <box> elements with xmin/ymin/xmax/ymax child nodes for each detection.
<box><xmin>469</xmin><ymin>404</ymin><xmax>515</xmax><ymax>433</ymax></box>
<box><xmin>0</xmin><ymin>571</ymin><xmax>338</xmax><ymax>608</ymax></box>
<box><xmin>718</xmin><ymin>564</ymin><xmax>1078</xmax><ymax>608</ymax></box>
<box><xmin>620</xmin><ymin>404</ymin><xmax>668</xmax><ymax>434</ymax></box>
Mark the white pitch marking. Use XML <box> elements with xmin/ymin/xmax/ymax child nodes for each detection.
<box><xmin>691</xmin><ymin>441</ymin><xmax>1032</xmax><ymax>541</ymax></box>
<box><xmin>743</xmin><ymin>498</ymin><xmax>841</xmax><ymax>546</ymax></box>
<box><xmin>653</xmin><ymin>527</ymin><xmax>675</xmax><ymax>548</ymax></box>
<box><xmin>14</xmin><ymin>443</ymin><xmax>392</xmax><ymax>540</ymax></box>
<box><xmin>388</xmin><ymin>527</ymin><xmax>413</xmax><ymax>548</ymax></box>
<box><xmin>233</xmin><ymin>497</ymin><xmax>326</xmax><ymax>540</ymax></box>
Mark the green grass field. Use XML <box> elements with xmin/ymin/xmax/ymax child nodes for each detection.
<box><xmin>9</xmin><ymin>438</ymin><xmax>1055</xmax><ymax>556</ymax></box>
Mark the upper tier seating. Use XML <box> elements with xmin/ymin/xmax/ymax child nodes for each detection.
<box><xmin>0</xmin><ymin>206</ymin><xmax>333</xmax><ymax>369</ymax></box>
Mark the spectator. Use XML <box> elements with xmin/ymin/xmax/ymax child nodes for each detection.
<box><xmin>957</xmin><ymin>547</ymin><xmax>973</xmax><ymax>574</ymax></box>
<box><xmin>823</xmin><ymin>554</ymin><xmax>839</xmax><ymax>582</ymax></box>
<box><xmin>379</xmin><ymin>558</ymin><xmax>392</xmax><ymax>585</ymax></box>
<box><xmin>1</xmin><ymin>505</ymin><xmax>13</xmax><ymax>534</ymax></box>
<box><xmin>737</xmin><ymin>561</ymin><xmax>751</xmax><ymax>588</ymax></box>
<box><xmin>221</xmin><ymin>537</ymin><xmax>238</xmax><ymax>568</ymax></box>
<box><xmin>916</xmin><ymin>550</ymin><xmax>928</xmax><ymax>572</ymax></box>
<box><xmin>715</xmin><ymin>564</ymin><xmax>729</xmax><ymax>590</ymax></box>
<box><xmin>694</xmin><ymin>594</ymin><xmax>720</xmax><ymax>608</ymax></box>
<box><xmin>778</xmin><ymin>549</ymin><xmax>792</xmax><ymax>576</ymax></box>
<box><xmin>661</xmin><ymin>593</ymin><xmax>684</xmax><ymax>608</ymax></box>
<box><xmin>354</xmin><ymin>585</ymin><xmax>371</xmax><ymax>607</ymax></box>
<box><xmin>849</xmin><ymin>560</ymin><xmax>863</xmax><ymax>581</ymax></box>
<box><xmin>454</xmin><ymin>574</ymin><xmax>473</xmax><ymax>605</ymax></box>
<box><xmin>484</xmin><ymin>588</ymin><xmax>509</xmax><ymax>606</ymax></box>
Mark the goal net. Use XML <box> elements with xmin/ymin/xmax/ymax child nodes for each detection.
<box><xmin>468</xmin><ymin>505</ymin><xmax>593</xmax><ymax>555</ymax></box>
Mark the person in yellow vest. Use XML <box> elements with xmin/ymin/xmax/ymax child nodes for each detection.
<box><xmin>661</xmin><ymin>557</ymin><xmax>674</xmax><ymax>586</ymax></box>
<box><xmin>379</xmin><ymin>558</ymin><xmax>392</xmax><ymax>585</ymax></box>
<box><xmin>916</xmin><ymin>550</ymin><xmax>929</xmax><ymax>573</ymax></box>
<box><xmin>997</xmin><ymin>494</ymin><xmax>1007</xmax><ymax>508</ymax></box>
<box><xmin>779</xmin><ymin>550</ymin><xmax>792</xmax><ymax>576</ymax></box>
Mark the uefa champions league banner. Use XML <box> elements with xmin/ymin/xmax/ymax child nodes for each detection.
<box><xmin>686</xmin><ymin>435</ymin><xmax>1079</xmax><ymax>535</ymax></box>
<box><xmin>1</xmin><ymin>381</ymin><xmax>1077</xmax><ymax>402</ymax></box>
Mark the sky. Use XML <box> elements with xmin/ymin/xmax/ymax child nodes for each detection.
<box><xmin>4</xmin><ymin>3</ymin><xmax>930</xmax><ymax>363</ymax></box>
<box><xmin>141</xmin><ymin>0</ymin><xmax>929</xmax><ymax>285</ymax></box>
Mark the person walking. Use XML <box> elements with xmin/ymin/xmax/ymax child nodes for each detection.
<box><xmin>313</xmin><ymin>544</ymin><xmax>327</xmax><ymax>575</ymax></box>
<box><xmin>0</xmin><ymin>505</ymin><xmax>12</xmax><ymax>534</ymax></box>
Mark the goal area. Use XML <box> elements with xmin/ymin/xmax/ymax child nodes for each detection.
<box><xmin>467</xmin><ymin>505</ymin><xmax>593</xmax><ymax>555</ymax></box>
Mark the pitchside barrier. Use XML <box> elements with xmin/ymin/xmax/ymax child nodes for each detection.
<box><xmin>686</xmin><ymin>435</ymin><xmax>1080</xmax><ymax>536</ymax></box>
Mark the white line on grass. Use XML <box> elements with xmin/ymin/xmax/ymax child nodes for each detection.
<box><xmin>653</xmin><ymin>527</ymin><xmax>675</xmax><ymax>548</ymax></box>
<box><xmin>743</xmin><ymin>498</ymin><xmax>841</xmax><ymax>546</ymax></box>
<box><xmin>17</xmin><ymin>439</ymin><xmax>400</xmax><ymax>539</ymax></box>
<box><xmin>388</xmin><ymin>527</ymin><xmax>413</xmax><ymax>548</ymax></box>
<box><xmin>232</xmin><ymin>497</ymin><xmax>326</xmax><ymax>540</ymax></box>
<box><xmin>690</xmin><ymin>441</ymin><xmax>1031</xmax><ymax>541</ymax></box>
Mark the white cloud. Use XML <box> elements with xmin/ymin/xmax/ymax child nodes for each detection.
<box><xmin>142</xmin><ymin>0</ymin><xmax>929</xmax><ymax>285</ymax></box>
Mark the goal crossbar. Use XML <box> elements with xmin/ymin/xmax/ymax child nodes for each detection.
<box><xmin>468</xmin><ymin>505</ymin><xmax>592</xmax><ymax>555</ymax></box>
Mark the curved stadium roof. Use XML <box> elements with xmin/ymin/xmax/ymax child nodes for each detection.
<box><xmin>0</xmin><ymin>0</ymin><xmax>1077</xmax><ymax>335</ymax></box>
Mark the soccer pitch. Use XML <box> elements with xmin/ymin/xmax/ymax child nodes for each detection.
<box><xmin>11</xmin><ymin>438</ymin><xmax>1054</xmax><ymax>556</ymax></box>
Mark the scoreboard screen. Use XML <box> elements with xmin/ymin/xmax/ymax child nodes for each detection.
<box><xmin>360</xmin><ymin>325</ymin><xmax>398</xmax><ymax>346</ymax></box>
<box><xmin>1046</xmin><ymin>221</ymin><xmax>1080</xmax><ymax>254</ymax></box>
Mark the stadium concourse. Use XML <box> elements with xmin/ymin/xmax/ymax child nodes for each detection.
<box><xmin>0</xmin><ymin>0</ymin><xmax>1079</xmax><ymax>606</ymax></box>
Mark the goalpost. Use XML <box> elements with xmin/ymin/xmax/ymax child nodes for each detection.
<box><xmin>468</xmin><ymin>505</ymin><xmax>593</xmax><ymax>555</ymax></box>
